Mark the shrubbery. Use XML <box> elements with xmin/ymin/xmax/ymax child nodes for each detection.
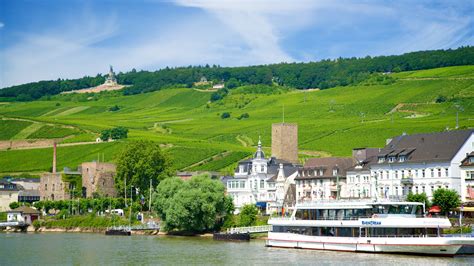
<box><xmin>100</xmin><ymin>127</ymin><xmax>128</xmax><ymax>141</ymax></box>
<box><xmin>153</xmin><ymin>175</ymin><xmax>234</xmax><ymax>233</ymax></box>
<box><xmin>220</xmin><ymin>112</ymin><xmax>230</xmax><ymax>119</ymax></box>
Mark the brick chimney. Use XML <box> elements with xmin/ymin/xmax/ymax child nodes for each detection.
<box><xmin>52</xmin><ymin>142</ymin><xmax>57</xmax><ymax>174</ymax></box>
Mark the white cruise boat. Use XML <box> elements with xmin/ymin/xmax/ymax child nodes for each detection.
<box><xmin>267</xmin><ymin>201</ymin><xmax>474</xmax><ymax>256</ymax></box>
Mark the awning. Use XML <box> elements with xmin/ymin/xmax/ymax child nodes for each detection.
<box><xmin>454</xmin><ymin>207</ymin><xmax>474</xmax><ymax>212</ymax></box>
<box><xmin>429</xmin><ymin>205</ymin><xmax>441</xmax><ymax>213</ymax></box>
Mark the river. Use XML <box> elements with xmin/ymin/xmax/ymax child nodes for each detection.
<box><xmin>1</xmin><ymin>233</ymin><xmax>473</xmax><ymax>265</ymax></box>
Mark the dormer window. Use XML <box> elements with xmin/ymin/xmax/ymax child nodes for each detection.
<box><xmin>333</xmin><ymin>169</ymin><xmax>338</xmax><ymax>176</ymax></box>
<box><xmin>239</xmin><ymin>165</ymin><xmax>244</xmax><ymax>173</ymax></box>
<box><xmin>388</xmin><ymin>156</ymin><xmax>395</xmax><ymax>163</ymax></box>
<box><xmin>399</xmin><ymin>156</ymin><xmax>406</xmax><ymax>162</ymax></box>
<box><xmin>319</xmin><ymin>169</ymin><xmax>324</xmax><ymax>176</ymax></box>
<box><xmin>378</xmin><ymin>156</ymin><xmax>385</xmax><ymax>163</ymax></box>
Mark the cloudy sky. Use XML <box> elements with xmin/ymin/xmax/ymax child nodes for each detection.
<box><xmin>0</xmin><ymin>0</ymin><xmax>473</xmax><ymax>88</ymax></box>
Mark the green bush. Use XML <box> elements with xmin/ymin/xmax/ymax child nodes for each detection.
<box><xmin>432</xmin><ymin>188</ymin><xmax>460</xmax><ymax>215</ymax></box>
<box><xmin>9</xmin><ymin>202</ymin><xmax>20</xmax><ymax>210</ymax></box>
<box><xmin>239</xmin><ymin>204</ymin><xmax>258</xmax><ymax>226</ymax></box>
<box><xmin>32</xmin><ymin>220</ymin><xmax>42</xmax><ymax>230</ymax></box>
<box><xmin>221</xmin><ymin>112</ymin><xmax>230</xmax><ymax>119</ymax></box>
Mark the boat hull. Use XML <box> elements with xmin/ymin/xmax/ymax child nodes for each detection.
<box><xmin>267</xmin><ymin>232</ymin><xmax>474</xmax><ymax>256</ymax></box>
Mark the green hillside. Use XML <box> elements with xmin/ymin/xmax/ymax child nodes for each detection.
<box><xmin>0</xmin><ymin>65</ymin><xmax>473</xmax><ymax>174</ymax></box>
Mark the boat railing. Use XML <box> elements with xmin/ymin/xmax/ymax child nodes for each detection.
<box><xmin>289</xmin><ymin>215</ymin><xmax>436</xmax><ymax>221</ymax></box>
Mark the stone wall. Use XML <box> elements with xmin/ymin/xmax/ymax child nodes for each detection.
<box><xmin>81</xmin><ymin>162</ymin><xmax>117</xmax><ymax>198</ymax></box>
<box><xmin>39</xmin><ymin>173</ymin><xmax>70</xmax><ymax>201</ymax></box>
<box><xmin>271</xmin><ymin>123</ymin><xmax>298</xmax><ymax>164</ymax></box>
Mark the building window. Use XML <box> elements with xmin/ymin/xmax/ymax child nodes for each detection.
<box><xmin>333</xmin><ymin>169</ymin><xmax>338</xmax><ymax>176</ymax></box>
<box><xmin>395</xmin><ymin>171</ymin><xmax>398</xmax><ymax>179</ymax></box>
<box><xmin>45</xmin><ymin>184</ymin><xmax>47</xmax><ymax>191</ymax></box>
<box><xmin>378</xmin><ymin>157</ymin><xmax>385</xmax><ymax>163</ymax></box>
<box><xmin>431</xmin><ymin>169</ymin><xmax>434</xmax><ymax>177</ymax></box>
<box><xmin>445</xmin><ymin>168</ymin><xmax>449</xmax><ymax>177</ymax></box>
<box><xmin>438</xmin><ymin>168</ymin><xmax>441</xmax><ymax>177</ymax></box>
<box><xmin>467</xmin><ymin>171</ymin><xmax>474</xmax><ymax>180</ymax></box>
<box><xmin>415</xmin><ymin>186</ymin><xmax>418</xmax><ymax>194</ymax></box>
<box><xmin>53</xmin><ymin>184</ymin><xmax>55</xmax><ymax>191</ymax></box>
<box><xmin>399</xmin><ymin>156</ymin><xmax>406</xmax><ymax>162</ymax></box>
<box><xmin>261</xmin><ymin>165</ymin><xmax>265</xmax><ymax>173</ymax></box>
<box><xmin>422</xmin><ymin>169</ymin><xmax>425</xmax><ymax>178</ymax></box>
<box><xmin>239</xmin><ymin>165</ymin><xmax>244</xmax><ymax>173</ymax></box>
<box><xmin>422</xmin><ymin>186</ymin><xmax>425</xmax><ymax>193</ymax></box>
<box><xmin>260</xmin><ymin>180</ymin><xmax>264</xmax><ymax>188</ymax></box>
<box><xmin>388</xmin><ymin>156</ymin><xmax>395</xmax><ymax>163</ymax></box>
<box><xmin>401</xmin><ymin>170</ymin><xmax>405</xmax><ymax>178</ymax></box>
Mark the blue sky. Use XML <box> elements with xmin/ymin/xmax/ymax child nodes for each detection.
<box><xmin>0</xmin><ymin>0</ymin><xmax>473</xmax><ymax>88</ymax></box>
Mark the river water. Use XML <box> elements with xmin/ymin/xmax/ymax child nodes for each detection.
<box><xmin>1</xmin><ymin>233</ymin><xmax>473</xmax><ymax>265</ymax></box>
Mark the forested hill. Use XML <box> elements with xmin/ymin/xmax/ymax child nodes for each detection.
<box><xmin>1</xmin><ymin>46</ymin><xmax>473</xmax><ymax>101</ymax></box>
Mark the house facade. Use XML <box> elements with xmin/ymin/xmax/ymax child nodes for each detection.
<box><xmin>460</xmin><ymin>152</ymin><xmax>474</xmax><ymax>202</ymax></box>
<box><xmin>224</xmin><ymin>139</ymin><xmax>298</xmax><ymax>213</ymax></box>
<box><xmin>7</xmin><ymin>206</ymin><xmax>41</xmax><ymax>225</ymax></box>
<box><xmin>370</xmin><ymin>130</ymin><xmax>474</xmax><ymax>200</ymax></box>
<box><xmin>0</xmin><ymin>180</ymin><xmax>22</xmax><ymax>211</ymax></box>
<box><xmin>346</xmin><ymin>148</ymin><xmax>380</xmax><ymax>199</ymax></box>
<box><xmin>295</xmin><ymin>157</ymin><xmax>354</xmax><ymax>202</ymax></box>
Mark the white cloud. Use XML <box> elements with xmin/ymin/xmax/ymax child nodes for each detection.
<box><xmin>0</xmin><ymin>22</ymin><xmax>4</xmax><ymax>28</ymax></box>
<box><xmin>1</xmin><ymin>0</ymin><xmax>472</xmax><ymax>88</ymax></box>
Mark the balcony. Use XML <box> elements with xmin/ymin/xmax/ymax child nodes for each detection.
<box><xmin>400</xmin><ymin>177</ymin><xmax>414</xmax><ymax>185</ymax></box>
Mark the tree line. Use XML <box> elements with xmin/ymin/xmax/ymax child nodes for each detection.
<box><xmin>1</xmin><ymin>46</ymin><xmax>473</xmax><ymax>101</ymax></box>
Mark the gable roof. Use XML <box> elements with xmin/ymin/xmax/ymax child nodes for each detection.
<box><xmin>296</xmin><ymin>157</ymin><xmax>354</xmax><ymax>180</ymax></box>
<box><xmin>9</xmin><ymin>206</ymin><xmax>41</xmax><ymax>215</ymax></box>
<box><xmin>378</xmin><ymin>129</ymin><xmax>473</xmax><ymax>164</ymax></box>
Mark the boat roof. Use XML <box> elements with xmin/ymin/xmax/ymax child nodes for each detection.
<box><xmin>296</xmin><ymin>201</ymin><xmax>423</xmax><ymax>209</ymax></box>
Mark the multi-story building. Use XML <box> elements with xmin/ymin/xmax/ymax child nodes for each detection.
<box><xmin>0</xmin><ymin>179</ymin><xmax>22</xmax><ymax>211</ymax></box>
<box><xmin>370</xmin><ymin>130</ymin><xmax>474</xmax><ymax>200</ymax></box>
<box><xmin>346</xmin><ymin>148</ymin><xmax>380</xmax><ymax>199</ymax></box>
<box><xmin>295</xmin><ymin>157</ymin><xmax>354</xmax><ymax>202</ymax></box>
<box><xmin>460</xmin><ymin>152</ymin><xmax>474</xmax><ymax>202</ymax></box>
<box><xmin>223</xmin><ymin>139</ymin><xmax>298</xmax><ymax>213</ymax></box>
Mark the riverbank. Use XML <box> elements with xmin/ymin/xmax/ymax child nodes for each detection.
<box><xmin>2</xmin><ymin>225</ymin><xmax>267</xmax><ymax>239</ymax></box>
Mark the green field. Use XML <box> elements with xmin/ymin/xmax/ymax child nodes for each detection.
<box><xmin>0</xmin><ymin>66</ymin><xmax>473</xmax><ymax>173</ymax></box>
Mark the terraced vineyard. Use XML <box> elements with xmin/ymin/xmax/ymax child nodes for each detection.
<box><xmin>0</xmin><ymin>66</ymin><xmax>473</xmax><ymax>174</ymax></box>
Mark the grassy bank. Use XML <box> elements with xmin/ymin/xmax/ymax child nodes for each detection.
<box><xmin>34</xmin><ymin>215</ymin><xmax>131</xmax><ymax>230</ymax></box>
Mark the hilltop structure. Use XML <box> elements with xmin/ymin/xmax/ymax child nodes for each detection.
<box><xmin>272</xmin><ymin>123</ymin><xmax>298</xmax><ymax>164</ymax></box>
<box><xmin>104</xmin><ymin>65</ymin><xmax>118</xmax><ymax>86</ymax></box>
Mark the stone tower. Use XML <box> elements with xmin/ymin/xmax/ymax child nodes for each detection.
<box><xmin>271</xmin><ymin>123</ymin><xmax>298</xmax><ymax>163</ymax></box>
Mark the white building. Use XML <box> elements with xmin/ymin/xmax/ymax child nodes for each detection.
<box><xmin>295</xmin><ymin>157</ymin><xmax>354</xmax><ymax>202</ymax></box>
<box><xmin>370</xmin><ymin>130</ymin><xmax>474</xmax><ymax>200</ymax></box>
<box><xmin>460</xmin><ymin>152</ymin><xmax>474</xmax><ymax>202</ymax></box>
<box><xmin>346</xmin><ymin>148</ymin><xmax>380</xmax><ymax>199</ymax></box>
<box><xmin>223</xmin><ymin>139</ymin><xmax>298</xmax><ymax>214</ymax></box>
<box><xmin>7</xmin><ymin>206</ymin><xmax>41</xmax><ymax>225</ymax></box>
<box><xmin>0</xmin><ymin>179</ymin><xmax>22</xmax><ymax>211</ymax></box>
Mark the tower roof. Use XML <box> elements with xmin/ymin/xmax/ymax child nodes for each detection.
<box><xmin>254</xmin><ymin>136</ymin><xmax>265</xmax><ymax>159</ymax></box>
